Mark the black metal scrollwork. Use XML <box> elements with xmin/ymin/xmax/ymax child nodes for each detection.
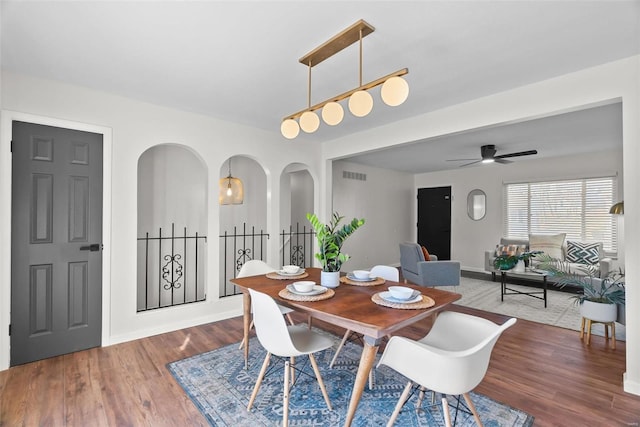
<box><xmin>162</xmin><ymin>253</ymin><xmax>183</xmax><ymax>290</ymax></box>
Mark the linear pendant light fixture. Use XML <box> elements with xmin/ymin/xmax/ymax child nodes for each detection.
<box><xmin>281</xmin><ymin>19</ymin><xmax>409</xmax><ymax>139</ymax></box>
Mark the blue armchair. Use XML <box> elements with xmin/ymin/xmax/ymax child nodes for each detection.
<box><xmin>399</xmin><ymin>242</ymin><xmax>461</xmax><ymax>287</ymax></box>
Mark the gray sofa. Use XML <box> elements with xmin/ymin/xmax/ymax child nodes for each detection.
<box><xmin>484</xmin><ymin>237</ymin><xmax>613</xmax><ymax>281</ymax></box>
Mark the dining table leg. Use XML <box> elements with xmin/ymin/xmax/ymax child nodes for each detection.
<box><xmin>243</xmin><ymin>292</ymin><xmax>251</xmax><ymax>369</ymax></box>
<box><xmin>344</xmin><ymin>337</ymin><xmax>380</xmax><ymax>426</ymax></box>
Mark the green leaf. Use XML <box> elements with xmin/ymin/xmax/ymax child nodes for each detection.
<box><xmin>306</xmin><ymin>212</ymin><xmax>365</xmax><ymax>272</ymax></box>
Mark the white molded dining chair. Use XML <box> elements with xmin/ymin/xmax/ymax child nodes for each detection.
<box><xmin>237</xmin><ymin>260</ymin><xmax>295</xmax><ymax>350</ymax></box>
<box><xmin>377</xmin><ymin>311</ymin><xmax>517</xmax><ymax>427</ymax></box>
<box><xmin>329</xmin><ymin>265</ymin><xmax>399</xmax><ymax>389</ymax></box>
<box><xmin>246</xmin><ymin>289</ymin><xmax>333</xmax><ymax>426</ymax></box>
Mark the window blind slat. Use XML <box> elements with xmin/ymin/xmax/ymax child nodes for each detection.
<box><xmin>503</xmin><ymin>177</ymin><xmax>617</xmax><ymax>253</ymax></box>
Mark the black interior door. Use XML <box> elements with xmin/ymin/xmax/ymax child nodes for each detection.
<box><xmin>417</xmin><ymin>186</ymin><xmax>451</xmax><ymax>260</ymax></box>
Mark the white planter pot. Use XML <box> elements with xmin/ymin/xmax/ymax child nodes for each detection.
<box><xmin>580</xmin><ymin>300</ymin><xmax>617</xmax><ymax>323</ymax></box>
<box><xmin>512</xmin><ymin>260</ymin><xmax>525</xmax><ymax>273</ymax></box>
<box><xmin>320</xmin><ymin>271</ymin><xmax>340</xmax><ymax>288</ymax></box>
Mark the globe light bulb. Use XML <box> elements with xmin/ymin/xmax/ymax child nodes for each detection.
<box><xmin>299</xmin><ymin>111</ymin><xmax>320</xmax><ymax>133</ymax></box>
<box><xmin>348</xmin><ymin>90</ymin><xmax>373</xmax><ymax>117</ymax></box>
<box><xmin>321</xmin><ymin>101</ymin><xmax>344</xmax><ymax>126</ymax></box>
<box><xmin>381</xmin><ymin>76</ymin><xmax>409</xmax><ymax>106</ymax></box>
<box><xmin>280</xmin><ymin>119</ymin><xmax>300</xmax><ymax>139</ymax></box>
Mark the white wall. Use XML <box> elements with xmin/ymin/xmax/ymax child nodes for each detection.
<box><xmin>290</xmin><ymin>170</ymin><xmax>314</xmax><ymax>228</ymax></box>
<box><xmin>0</xmin><ymin>72</ymin><xmax>320</xmax><ymax>370</ymax></box>
<box><xmin>414</xmin><ymin>149</ymin><xmax>624</xmax><ymax>271</ymax></box>
<box><xmin>332</xmin><ymin>160</ymin><xmax>414</xmax><ymax>270</ymax></box>
<box><xmin>138</xmin><ymin>144</ymin><xmax>208</xmax><ymax>233</ymax></box>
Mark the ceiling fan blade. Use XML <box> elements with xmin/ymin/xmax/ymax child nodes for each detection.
<box><xmin>495</xmin><ymin>149</ymin><xmax>538</xmax><ymax>159</ymax></box>
<box><xmin>494</xmin><ymin>158</ymin><xmax>513</xmax><ymax>164</ymax></box>
<box><xmin>460</xmin><ymin>160</ymin><xmax>482</xmax><ymax>167</ymax></box>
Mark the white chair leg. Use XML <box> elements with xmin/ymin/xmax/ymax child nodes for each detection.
<box><xmin>247</xmin><ymin>352</ymin><xmax>271</xmax><ymax>411</ymax></box>
<box><xmin>386</xmin><ymin>381</ymin><xmax>413</xmax><ymax>427</ymax></box>
<box><xmin>290</xmin><ymin>356</ymin><xmax>296</xmax><ymax>383</ymax></box>
<box><xmin>283</xmin><ymin>360</ymin><xmax>290</xmax><ymax>427</ymax></box>
<box><xmin>329</xmin><ymin>329</ymin><xmax>352</xmax><ymax>368</ymax></box>
<box><xmin>462</xmin><ymin>392</ymin><xmax>483</xmax><ymax>427</ymax></box>
<box><xmin>308</xmin><ymin>353</ymin><xmax>332</xmax><ymax>410</ymax></box>
<box><xmin>442</xmin><ymin>397</ymin><xmax>452</xmax><ymax>427</ymax></box>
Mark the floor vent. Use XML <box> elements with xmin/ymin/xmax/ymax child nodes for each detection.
<box><xmin>342</xmin><ymin>171</ymin><xmax>367</xmax><ymax>181</ymax></box>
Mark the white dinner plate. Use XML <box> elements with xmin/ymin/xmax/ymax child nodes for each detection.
<box><xmin>278</xmin><ymin>268</ymin><xmax>306</xmax><ymax>276</ymax></box>
<box><xmin>286</xmin><ymin>284</ymin><xmax>327</xmax><ymax>296</ymax></box>
<box><xmin>347</xmin><ymin>273</ymin><xmax>375</xmax><ymax>282</ymax></box>
<box><xmin>379</xmin><ymin>290</ymin><xmax>422</xmax><ymax>304</ymax></box>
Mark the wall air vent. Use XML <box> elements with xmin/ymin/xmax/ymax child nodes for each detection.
<box><xmin>342</xmin><ymin>171</ymin><xmax>367</xmax><ymax>181</ymax></box>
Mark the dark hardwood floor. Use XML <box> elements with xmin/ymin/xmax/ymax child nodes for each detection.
<box><xmin>1</xmin><ymin>305</ymin><xmax>639</xmax><ymax>426</ymax></box>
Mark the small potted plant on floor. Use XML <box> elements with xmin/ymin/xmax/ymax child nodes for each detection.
<box><xmin>536</xmin><ymin>254</ymin><xmax>625</xmax><ymax>323</ymax></box>
<box><xmin>307</xmin><ymin>212</ymin><xmax>365</xmax><ymax>288</ymax></box>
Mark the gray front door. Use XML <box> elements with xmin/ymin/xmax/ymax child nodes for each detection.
<box><xmin>10</xmin><ymin>121</ymin><xmax>103</xmax><ymax>366</ymax></box>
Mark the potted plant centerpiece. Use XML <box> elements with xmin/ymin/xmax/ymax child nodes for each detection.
<box><xmin>493</xmin><ymin>250</ymin><xmax>541</xmax><ymax>272</ymax></box>
<box><xmin>536</xmin><ymin>254</ymin><xmax>625</xmax><ymax>324</ymax></box>
<box><xmin>307</xmin><ymin>212</ymin><xmax>365</xmax><ymax>288</ymax></box>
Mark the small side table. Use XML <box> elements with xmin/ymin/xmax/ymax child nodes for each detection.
<box><xmin>580</xmin><ymin>318</ymin><xmax>616</xmax><ymax>349</ymax></box>
<box><xmin>499</xmin><ymin>269</ymin><xmax>548</xmax><ymax>308</ymax></box>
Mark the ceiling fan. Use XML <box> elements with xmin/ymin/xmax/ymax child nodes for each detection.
<box><xmin>447</xmin><ymin>144</ymin><xmax>538</xmax><ymax>167</ymax></box>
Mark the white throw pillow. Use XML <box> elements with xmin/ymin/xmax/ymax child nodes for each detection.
<box><xmin>529</xmin><ymin>233</ymin><xmax>566</xmax><ymax>260</ymax></box>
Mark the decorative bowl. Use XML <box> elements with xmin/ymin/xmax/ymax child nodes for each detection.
<box><xmin>388</xmin><ymin>286</ymin><xmax>414</xmax><ymax>300</ymax></box>
<box><xmin>282</xmin><ymin>265</ymin><xmax>300</xmax><ymax>274</ymax></box>
<box><xmin>352</xmin><ymin>270</ymin><xmax>371</xmax><ymax>280</ymax></box>
<box><xmin>292</xmin><ymin>281</ymin><xmax>315</xmax><ymax>293</ymax></box>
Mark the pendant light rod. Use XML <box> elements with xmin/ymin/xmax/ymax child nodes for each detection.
<box><xmin>358</xmin><ymin>28</ymin><xmax>363</xmax><ymax>86</ymax></box>
<box><xmin>282</xmin><ymin>67</ymin><xmax>408</xmax><ymax>121</ymax></box>
<box><xmin>307</xmin><ymin>62</ymin><xmax>312</xmax><ymax>108</ymax></box>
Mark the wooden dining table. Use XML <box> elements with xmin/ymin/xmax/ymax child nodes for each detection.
<box><xmin>230</xmin><ymin>267</ymin><xmax>461</xmax><ymax>427</ymax></box>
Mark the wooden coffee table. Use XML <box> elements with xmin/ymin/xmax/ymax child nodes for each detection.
<box><xmin>499</xmin><ymin>269</ymin><xmax>548</xmax><ymax>307</ymax></box>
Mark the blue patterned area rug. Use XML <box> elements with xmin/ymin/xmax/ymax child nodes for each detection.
<box><xmin>167</xmin><ymin>335</ymin><xmax>534</xmax><ymax>426</ymax></box>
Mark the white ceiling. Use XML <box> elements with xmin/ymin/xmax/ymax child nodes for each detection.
<box><xmin>2</xmin><ymin>1</ymin><xmax>638</xmax><ymax>172</ymax></box>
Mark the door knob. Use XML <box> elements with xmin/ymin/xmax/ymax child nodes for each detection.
<box><xmin>79</xmin><ymin>243</ymin><xmax>102</xmax><ymax>251</ymax></box>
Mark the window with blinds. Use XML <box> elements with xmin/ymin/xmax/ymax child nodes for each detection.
<box><xmin>503</xmin><ymin>176</ymin><xmax>617</xmax><ymax>253</ymax></box>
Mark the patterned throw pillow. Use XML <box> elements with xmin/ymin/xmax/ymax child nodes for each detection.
<box><xmin>529</xmin><ymin>233</ymin><xmax>566</xmax><ymax>260</ymax></box>
<box><xmin>495</xmin><ymin>244</ymin><xmax>526</xmax><ymax>257</ymax></box>
<box><xmin>566</xmin><ymin>241</ymin><xmax>600</xmax><ymax>265</ymax></box>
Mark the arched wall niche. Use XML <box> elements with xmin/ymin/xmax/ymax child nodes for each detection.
<box><xmin>279</xmin><ymin>163</ymin><xmax>315</xmax><ymax>268</ymax></box>
<box><xmin>218</xmin><ymin>155</ymin><xmax>268</xmax><ymax>296</ymax></box>
<box><xmin>137</xmin><ymin>143</ymin><xmax>208</xmax><ymax>311</ymax></box>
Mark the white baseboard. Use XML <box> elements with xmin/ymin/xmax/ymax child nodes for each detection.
<box><xmin>623</xmin><ymin>372</ymin><xmax>640</xmax><ymax>396</ymax></box>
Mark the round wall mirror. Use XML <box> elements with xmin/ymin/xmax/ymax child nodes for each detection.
<box><xmin>467</xmin><ymin>189</ymin><xmax>486</xmax><ymax>220</ymax></box>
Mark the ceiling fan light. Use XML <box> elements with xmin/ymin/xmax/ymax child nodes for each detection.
<box><xmin>281</xmin><ymin>119</ymin><xmax>300</xmax><ymax>139</ymax></box>
<box><xmin>482</xmin><ymin>159</ymin><xmax>494</xmax><ymax>164</ymax></box>
<box><xmin>348</xmin><ymin>90</ymin><xmax>373</xmax><ymax>117</ymax></box>
<box><xmin>299</xmin><ymin>111</ymin><xmax>320</xmax><ymax>133</ymax></box>
<box><xmin>321</xmin><ymin>101</ymin><xmax>344</xmax><ymax>125</ymax></box>
<box><xmin>381</xmin><ymin>76</ymin><xmax>409</xmax><ymax>106</ymax></box>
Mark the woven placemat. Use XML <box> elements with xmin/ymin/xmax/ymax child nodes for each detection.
<box><xmin>371</xmin><ymin>293</ymin><xmax>435</xmax><ymax>310</ymax></box>
<box><xmin>266</xmin><ymin>272</ymin><xmax>309</xmax><ymax>280</ymax></box>
<box><xmin>340</xmin><ymin>276</ymin><xmax>386</xmax><ymax>286</ymax></box>
<box><xmin>278</xmin><ymin>288</ymin><xmax>335</xmax><ymax>302</ymax></box>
